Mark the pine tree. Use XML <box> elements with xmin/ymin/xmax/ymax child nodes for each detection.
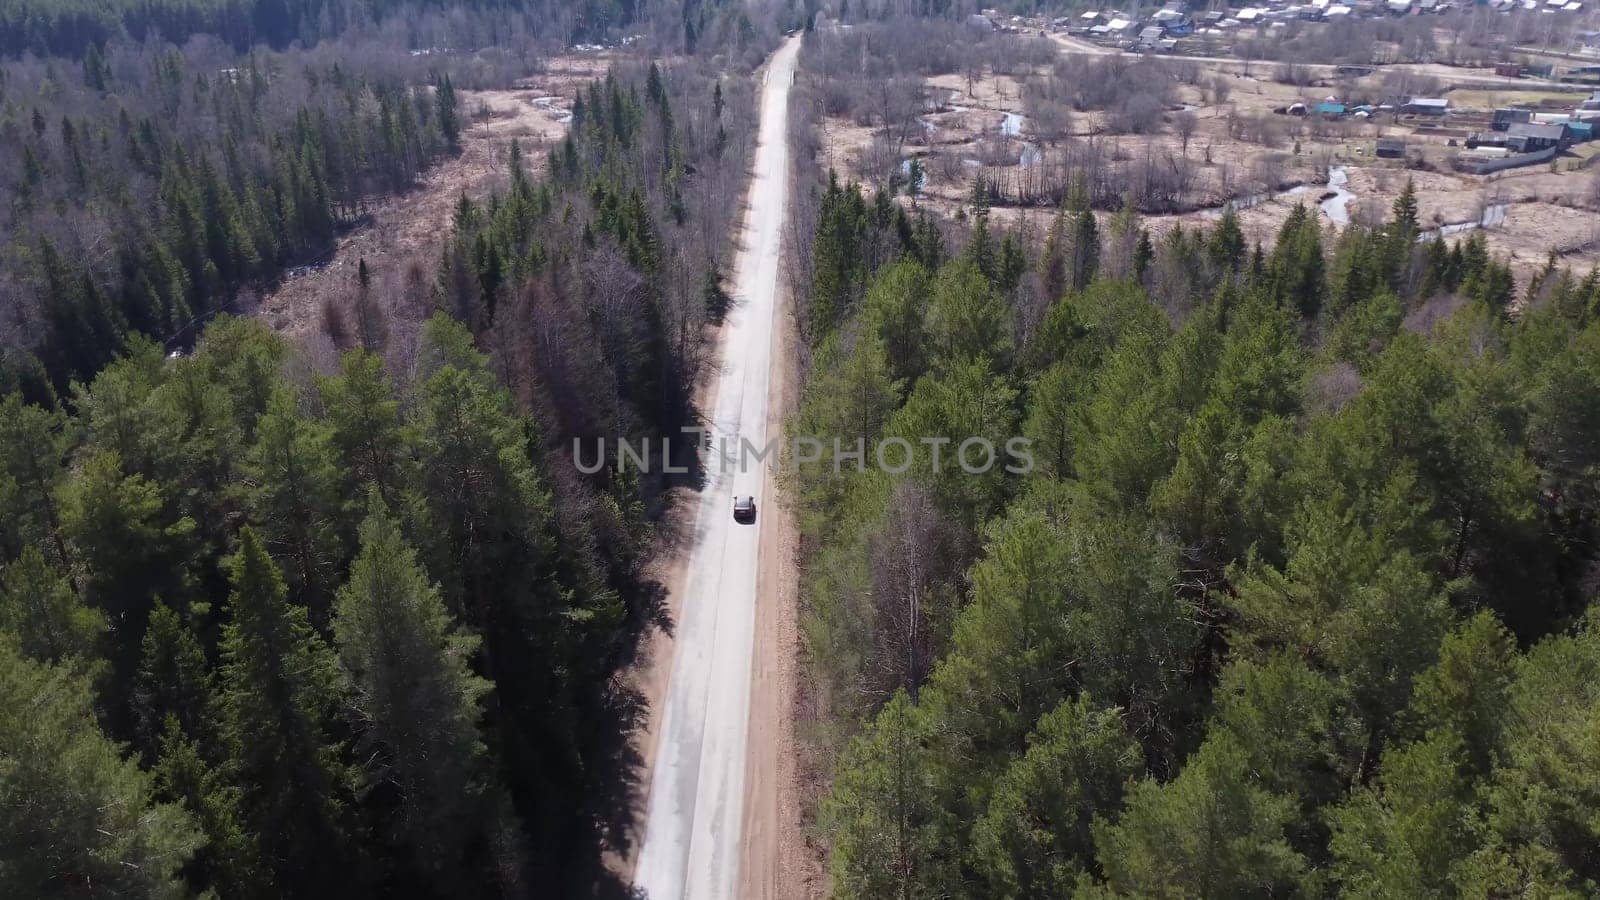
<box><xmin>968</xmin><ymin>696</ymin><xmax>1142</xmax><ymax>896</ymax></box>
<box><xmin>0</xmin><ymin>545</ymin><xmax>103</xmax><ymax>665</ymax></box>
<box><xmin>334</xmin><ymin>494</ymin><xmax>509</xmax><ymax>885</ymax></box>
<box><xmin>245</xmin><ymin>388</ymin><xmax>347</xmax><ymax>617</ymax></box>
<box><xmin>821</xmin><ymin>691</ymin><xmax>960</xmax><ymax>897</ymax></box>
<box><xmin>352</xmin><ymin>257</ymin><xmax>384</xmax><ymax>352</ymax></box>
<box><xmin>152</xmin><ymin>720</ymin><xmax>262</xmax><ymax>897</ymax></box>
<box><xmin>1069</xmin><ymin>206</ymin><xmax>1100</xmax><ymax>292</ymax></box>
<box><xmin>1</xmin><ymin>395</ymin><xmax>68</xmax><ymax>536</ymax></box>
<box><xmin>133</xmin><ymin>602</ymin><xmax>214</xmax><ymax>754</ymax></box>
<box><xmin>0</xmin><ymin>640</ymin><xmax>200</xmax><ymax>897</ymax></box>
<box><xmin>1096</xmin><ymin>733</ymin><xmax>1307</xmax><ymax>896</ymax></box>
<box><xmin>318</xmin><ymin>350</ymin><xmax>406</xmax><ymax>501</ymax></box>
<box><xmin>216</xmin><ymin>528</ymin><xmax>351</xmax><ymax>893</ymax></box>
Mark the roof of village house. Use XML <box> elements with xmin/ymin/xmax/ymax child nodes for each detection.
<box><xmin>1508</xmin><ymin>122</ymin><xmax>1568</xmax><ymax>141</ymax></box>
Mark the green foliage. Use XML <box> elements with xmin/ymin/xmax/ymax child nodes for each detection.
<box><xmin>0</xmin><ymin>639</ymin><xmax>201</xmax><ymax>897</ymax></box>
<box><xmin>1328</xmin><ymin>729</ymin><xmax>1479</xmax><ymax>896</ymax></box>
<box><xmin>0</xmin><ymin>545</ymin><xmax>103</xmax><ymax>664</ymax></box>
<box><xmin>333</xmin><ymin>495</ymin><xmax>511</xmax><ymax>887</ymax></box>
<box><xmin>805</xmin><ymin>177</ymin><xmax>1600</xmax><ymax>897</ymax></box>
<box><xmin>216</xmin><ymin>528</ymin><xmax>351</xmax><ymax>892</ymax></box>
<box><xmin>968</xmin><ymin>696</ymin><xmax>1141</xmax><ymax>897</ymax></box>
<box><xmin>1095</xmin><ymin>733</ymin><xmax>1308</xmax><ymax>898</ymax></box>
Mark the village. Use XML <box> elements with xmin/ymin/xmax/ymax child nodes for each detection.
<box><xmin>806</xmin><ymin>7</ymin><xmax>1600</xmax><ymax>284</ymax></box>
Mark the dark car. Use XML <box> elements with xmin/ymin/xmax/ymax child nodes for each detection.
<box><xmin>733</xmin><ymin>495</ymin><xmax>757</xmax><ymax>524</ymax></box>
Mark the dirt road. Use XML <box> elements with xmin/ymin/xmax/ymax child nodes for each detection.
<box><xmin>1049</xmin><ymin>32</ymin><xmax>1576</xmax><ymax>89</ymax></box>
<box><xmin>632</xmin><ymin>34</ymin><xmax>802</xmax><ymax>900</ymax></box>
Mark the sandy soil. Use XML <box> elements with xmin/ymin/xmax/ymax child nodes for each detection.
<box><xmin>738</xmin><ymin>183</ymin><xmax>826</xmax><ymax>900</ymax></box>
<box><xmin>255</xmin><ymin>55</ymin><xmax>611</xmax><ymax>341</ymax></box>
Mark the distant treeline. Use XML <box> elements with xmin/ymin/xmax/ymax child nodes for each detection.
<box><xmin>0</xmin><ymin>0</ymin><xmax>645</xmax><ymax>56</ymax></box>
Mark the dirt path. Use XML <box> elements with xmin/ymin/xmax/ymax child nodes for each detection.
<box><xmin>1048</xmin><ymin>32</ymin><xmax>1576</xmax><ymax>89</ymax></box>
<box><xmin>255</xmin><ymin>58</ymin><xmax>610</xmax><ymax>340</ymax></box>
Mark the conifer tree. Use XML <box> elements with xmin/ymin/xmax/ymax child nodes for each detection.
<box><xmin>133</xmin><ymin>601</ymin><xmax>214</xmax><ymax>753</ymax></box>
<box><xmin>245</xmin><ymin>388</ymin><xmax>347</xmax><ymax>616</ymax></box>
<box><xmin>0</xmin><ymin>545</ymin><xmax>102</xmax><ymax>665</ymax></box>
<box><xmin>0</xmin><ymin>640</ymin><xmax>200</xmax><ymax>897</ymax></box>
<box><xmin>318</xmin><ymin>350</ymin><xmax>406</xmax><ymax>502</ymax></box>
<box><xmin>334</xmin><ymin>494</ymin><xmax>508</xmax><ymax>885</ymax></box>
<box><xmin>216</xmin><ymin>528</ymin><xmax>350</xmax><ymax>893</ymax></box>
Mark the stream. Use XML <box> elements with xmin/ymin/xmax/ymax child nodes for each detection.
<box><xmin>1198</xmin><ymin>164</ymin><xmax>1358</xmax><ymax>224</ymax></box>
<box><xmin>1420</xmin><ymin>203</ymin><xmax>1510</xmax><ymax>241</ymax></box>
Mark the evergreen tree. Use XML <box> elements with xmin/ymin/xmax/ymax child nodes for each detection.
<box><xmin>0</xmin><ymin>545</ymin><xmax>102</xmax><ymax>664</ymax></box>
<box><xmin>318</xmin><ymin>350</ymin><xmax>406</xmax><ymax>502</ymax></box>
<box><xmin>244</xmin><ymin>388</ymin><xmax>347</xmax><ymax>617</ymax></box>
<box><xmin>1095</xmin><ymin>734</ymin><xmax>1308</xmax><ymax>897</ymax></box>
<box><xmin>333</xmin><ymin>494</ymin><xmax>511</xmax><ymax>887</ymax></box>
<box><xmin>216</xmin><ymin>528</ymin><xmax>351</xmax><ymax>894</ymax></box>
<box><xmin>968</xmin><ymin>696</ymin><xmax>1141</xmax><ymax>897</ymax></box>
<box><xmin>133</xmin><ymin>601</ymin><xmax>214</xmax><ymax>754</ymax></box>
<box><xmin>0</xmin><ymin>640</ymin><xmax>200</xmax><ymax>897</ymax></box>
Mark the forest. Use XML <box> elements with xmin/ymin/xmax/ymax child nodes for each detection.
<box><xmin>793</xmin><ymin>170</ymin><xmax>1600</xmax><ymax>895</ymax></box>
<box><xmin>0</xmin><ymin>33</ymin><xmax>464</xmax><ymax>400</ymax></box>
<box><xmin>0</xmin><ymin>0</ymin><xmax>792</xmax><ymax>894</ymax></box>
<box><xmin>0</xmin><ymin>0</ymin><xmax>653</xmax><ymax>57</ymax></box>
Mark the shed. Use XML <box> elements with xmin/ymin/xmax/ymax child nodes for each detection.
<box><xmin>1565</xmin><ymin>120</ymin><xmax>1594</xmax><ymax>141</ymax></box>
<box><xmin>1403</xmin><ymin>97</ymin><xmax>1450</xmax><ymax>115</ymax></box>
<box><xmin>1315</xmin><ymin>102</ymin><xmax>1348</xmax><ymax>116</ymax></box>
<box><xmin>1375</xmin><ymin>137</ymin><xmax>1407</xmax><ymax>157</ymax></box>
<box><xmin>1492</xmin><ymin>108</ymin><xmax>1533</xmax><ymax>130</ymax></box>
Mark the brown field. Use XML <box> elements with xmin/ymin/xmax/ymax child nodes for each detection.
<box><xmin>811</xmin><ymin>39</ymin><xmax>1600</xmax><ymax>285</ymax></box>
<box><xmin>255</xmin><ymin>51</ymin><xmax>609</xmax><ymax>352</ymax></box>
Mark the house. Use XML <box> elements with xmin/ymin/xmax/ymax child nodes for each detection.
<box><xmin>1495</xmin><ymin>62</ymin><xmax>1525</xmax><ymax>78</ymax></box>
<box><xmin>966</xmin><ymin>13</ymin><xmax>997</xmax><ymax>31</ymax></box>
<box><xmin>1565</xmin><ymin>121</ymin><xmax>1595</xmax><ymax>141</ymax></box>
<box><xmin>1376</xmin><ymin>137</ymin><xmax>1407</xmax><ymax>157</ymax></box>
<box><xmin>1403</xmin><ymin>97</ymin><xmax>1450</xmax><ymax>116</ymax></box>
<box><xmin>1492</xmin><ymin>108</ymin><xmax>1534</xmax><ymax>130</ymax></box>
<box><xmin>1506</xmin><ymin>122</ymin><xmax>1566</xmax><ymax>152</ymax></box>
<box><xmin>1139</xmin><ymin>25</ymin><xmax>1166</xmax><ymax>45</ymax></box>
